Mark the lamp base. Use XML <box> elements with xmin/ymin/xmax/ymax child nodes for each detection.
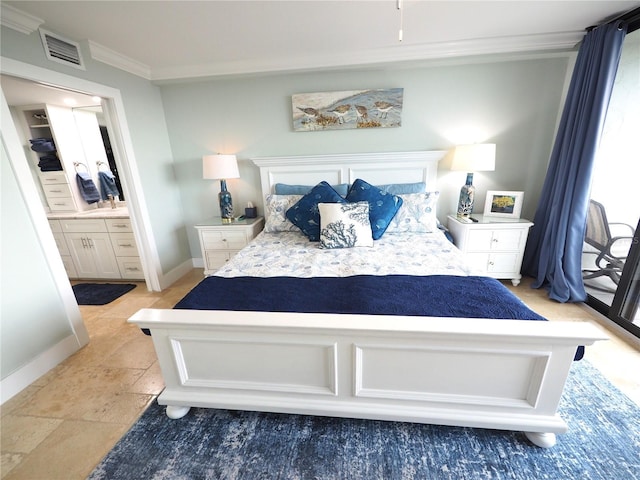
<box><xmin>219</xmin><ymin>179</ymin><xmax>234</xmax><ymax>221</ymax></box>
<box><xmin>456</xmin><ymin>173</ymin><xmax>475</xmax><ymax>217</ymax></box>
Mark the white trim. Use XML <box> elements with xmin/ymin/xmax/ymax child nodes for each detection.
<box><xmin>159</xmin><ymin>259</ymin><xmax>195</xmax><ymax>290</ymax></box>
<box><xmin>150</xmin><ymin>31</ymin><xmax>583</xmax><ymax>82</ymax></box>
<box><xmin>192</xmin><ymin>257</ymin><xmax>204</xmax><ymax>269</ymax></box>
<box><xmin>0</xmin><ymin>335</ymin><xmax>81</xmax><ymax>404</ymax></box>
<box><xmin>0</xmin><ymin>56</ymin><xmax>162</xmax><ymax>291</ymax></box>
<box><xmin>0</xmin><ymin>4</ymin><xmax>43</xmax><ymax>35</ymax></box>
<box><xmin>88</xmin><ymin>40</ymin><xmax>151</xmax><ymax>80</ymax></box>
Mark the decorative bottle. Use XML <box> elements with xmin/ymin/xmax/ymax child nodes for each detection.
<box><xmin>219</xmin><ymin>179</ymin><xmax>234</xmax><ymax>221</ymax></box>
<box><xmin>457</xmin><ymin>173</ymin><xmax>475</xmax><ymax>217</ymax></box>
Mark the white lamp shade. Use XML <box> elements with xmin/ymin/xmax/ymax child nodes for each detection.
<box><xmin>450</xmin><ymin>144</ymin><xmax>496</xmax><ymax>172</ymax></box>
<box><xmin>202</xmin><ymin>154</ymin><xmax>240</xmax><ymax>180</ymax></box>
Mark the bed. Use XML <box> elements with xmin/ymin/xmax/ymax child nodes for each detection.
<box><xmin>129</xmin><ymin>150</ymin><xmax>605</xmax><ymax>448</ymax></box>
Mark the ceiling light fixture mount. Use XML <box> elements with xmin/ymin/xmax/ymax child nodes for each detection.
<box><xmin>397</xmin><ymin>0</ymin><xmax>404</xmax><ymax>42</ymax></box>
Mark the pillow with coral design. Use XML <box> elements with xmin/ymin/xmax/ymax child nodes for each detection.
<box><xmin>318</xmin><ymin>202</ymin><xmax>373</xmax><ymax>248</ymax></box>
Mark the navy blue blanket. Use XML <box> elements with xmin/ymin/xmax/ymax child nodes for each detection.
<box><xmin>175</xmin><ymin>275</ymin><xmax>543</xmax><ymax>319</ymax></box>
<box><xmin>173</xmin><ymin>275</ymin><xmax>583</xmax><ymax>360</ymax></box>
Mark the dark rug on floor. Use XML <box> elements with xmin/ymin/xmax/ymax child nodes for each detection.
<box><xmin>88</xmin><ymin>360</ymin><xmax>640</xmax><ymax>480</ymax></box>
<box><xmin>72</xmin><ymin>283</ymin><xmax>136</xmax><ymax>305</ymax></box>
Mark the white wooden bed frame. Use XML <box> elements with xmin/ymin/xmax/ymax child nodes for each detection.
<box><xmin>129</xmin><ymin>151</ymin><xmax>605</xmax><ymax>448</ymax></box>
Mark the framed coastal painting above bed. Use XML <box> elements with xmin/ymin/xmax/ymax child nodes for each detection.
<box><xmin>292</xmin><ymin>88</ymin><xmax>403</xmax><ymax>131</ymax></box>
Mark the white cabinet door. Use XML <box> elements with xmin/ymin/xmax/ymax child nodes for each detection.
<box><xmin>65</xmin><ymin>232</ymin><xmax>120</xmax><ymax>279</ymax></box>
<box><xmin>66</xmin><ymin>233</ymin><xmax>98</xmax><ymax>277</ymax></box>
<box><xmin>90</xmin><ymin>233</ymin><xmax>121</xmax><ymax>279</ymax></box>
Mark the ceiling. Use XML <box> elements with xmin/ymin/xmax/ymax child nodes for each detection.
<box><xmin>3</xmin><ymin>1</ymin><xmax>639</xmax><ymax>83</ymax></box>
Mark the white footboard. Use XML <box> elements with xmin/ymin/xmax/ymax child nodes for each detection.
<box><xmin>129</xmin><ymin>309</ymin><xmax>605</xmax><ymax>447</ymax></box>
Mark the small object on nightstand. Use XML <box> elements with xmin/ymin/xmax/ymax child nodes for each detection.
<box><xmin>245</xmin><ymin>201</ymin><xmax>257</xmax><ymax>218</ymax></box>
<box><xmin>469</xmin><ymin>217</ymin><xmax>479</xmax><ymax>222</ymax></box>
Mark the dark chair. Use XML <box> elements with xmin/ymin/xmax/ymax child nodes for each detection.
<box><xmin>582</xmin><ymin>199</ymin><xmax>635</xmax><ymax>286</ymax></box>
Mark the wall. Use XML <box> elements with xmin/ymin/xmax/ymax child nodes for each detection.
<box><xmin>0</xmin><ymin>137</ymin><xmax>74</xmax><ymax>379</ymax></box>
<box><xmin>161</xmin><ymin>55</ymin><xmax>571</xmax><ymax>257</ymax></box>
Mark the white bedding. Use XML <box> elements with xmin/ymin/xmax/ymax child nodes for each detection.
<box><xmin>214</xmin><ymin>230</ymin><xmax>478</xmax><ymax>278</ymax></box>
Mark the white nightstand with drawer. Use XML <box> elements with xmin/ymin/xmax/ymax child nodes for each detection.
<box><xmin>195</xmin><ymin>217</ymin><xmax>264</xmax><ymax>275</ymax></box>
<box><xmin>447</xmin><ymin>214</ymin><xmax>533</xmax><ymax>286</ymax></box>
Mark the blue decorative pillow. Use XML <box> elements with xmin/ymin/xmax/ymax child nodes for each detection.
<box><xmin>346</xmin><ymin>179</ymin><xmax>403</xmax><ymax>240</ymax></box>
<box><xmin>275</xmin><ymin>183</ymin><xmax>349</xmax><ymax>197</ymax></box>
<box><xmin>285</xmin><ymin>182</ymin><xmax>346</xmax><ymax>241</ymax></box>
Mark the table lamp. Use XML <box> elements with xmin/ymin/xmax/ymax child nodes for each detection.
<box><xmin>450</xmin><ymin>143</ymin><xmax>496</xmax><ymax>217</ymax></box>
<box><xmin>203</xmin><ymin>154</ymin><xmax>240</xmax><ymax>222</ymax></box>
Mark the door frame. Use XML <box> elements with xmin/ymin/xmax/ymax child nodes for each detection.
<box><xmin>1</xmin><ymin>56</ymin><xmax>162</xmax><ymax>292</ymax></box>
<box><xmin>587</xmin><ymin>218</ymin><xmax>640</xmax><ymax>338</ymax></box>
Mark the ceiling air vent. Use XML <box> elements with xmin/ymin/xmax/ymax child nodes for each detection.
<box><xmin>39</xmin><ymin>28</ymin><xmax>85</xmax><ymax>70</ymax></box>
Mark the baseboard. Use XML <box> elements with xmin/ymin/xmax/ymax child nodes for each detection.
<box><xmin>0</xmin><ymin>334</ymin><xmax>81</xmax><ymax>404</ymax></box>
<box><xmin>580</xmin><ymin>303</ymin><xmax>640</xmax><ymax>350</ymax></box>
<box><xmin>159</xmin><ymin>259</ymin><xmax>196</xmax><ymax>290</ymax></box>
<box><xmin>192</xmin><ymin>257</ymin><xmax>204</xmax><ymax>269</ymax></box>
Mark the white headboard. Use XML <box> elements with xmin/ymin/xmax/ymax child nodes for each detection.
<box><xmin>251</xmin><ymin>150</ymin><xmax>445</xmax><ymax>201</ymax></box>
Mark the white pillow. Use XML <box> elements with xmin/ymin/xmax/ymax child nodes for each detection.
<box><xmin>386</xmin><ymin>192</ymin><xmax>440</xmax><ymax>233</ymax></box>
<box><xmin>319</xmin><ymin>202</ymin><xmax>374</xmax><ymax>248</ymax></box>
<box><xmin>264</xmin><ymin>194</ymin><xmax>302</xmax><ymax>232</ymax></box>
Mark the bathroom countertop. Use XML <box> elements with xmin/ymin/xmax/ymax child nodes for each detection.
<box><xmin>47</xmin><ymin>206</ymin><xmax>130</xmax><ymax>220</ymax></box>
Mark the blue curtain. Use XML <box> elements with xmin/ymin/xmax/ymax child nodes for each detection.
<box><xmin>522</xmin><ymin>22</ymin><xmax>627</xmax><ymax>302</ymax></box>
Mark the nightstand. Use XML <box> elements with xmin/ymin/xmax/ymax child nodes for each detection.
<box><xmin>195</xmin><ymin>217</ymin><xmax>264</xmax><ymax>275</ymax></box>
<box><xmin>447</xmin><ymin>214</ymin><xmax>533</xmax><ymax>286</ymax></box>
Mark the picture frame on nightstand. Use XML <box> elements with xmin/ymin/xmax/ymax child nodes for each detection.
<box><xmin>483</xmin><ymin>191</ymin><xmax>524</xmax><ymax>218</ymax></box>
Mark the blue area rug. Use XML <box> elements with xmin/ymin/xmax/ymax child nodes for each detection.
<box><xmin>72</xmin><ymin>283</ymin><xmax>136</xmax><ymax>305</ymax></box>
<box><xmin>89</xmin><ymin>360</ymin><xmax>640</xmax><ymax>479</ymax></box>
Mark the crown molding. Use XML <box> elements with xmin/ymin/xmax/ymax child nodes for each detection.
<box><xmin>149</xmin><ymin>31</ymin><xmax>583</xmax><ymax>83</ymax></box>
<box><xmin>88</xmin><ymin>40</ymin><xmax>151</xmax><ymax>80</ymax></box>
<box><xmin>0</xmin><ymin>4</ymin><xmax>43</xmax><ymax>34</ymax></box>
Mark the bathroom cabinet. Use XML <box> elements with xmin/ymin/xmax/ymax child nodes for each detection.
<box><xmin>49</xmin><ymin>216</ymin><xmax>144</xmax><ymax>280</ymax></box>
